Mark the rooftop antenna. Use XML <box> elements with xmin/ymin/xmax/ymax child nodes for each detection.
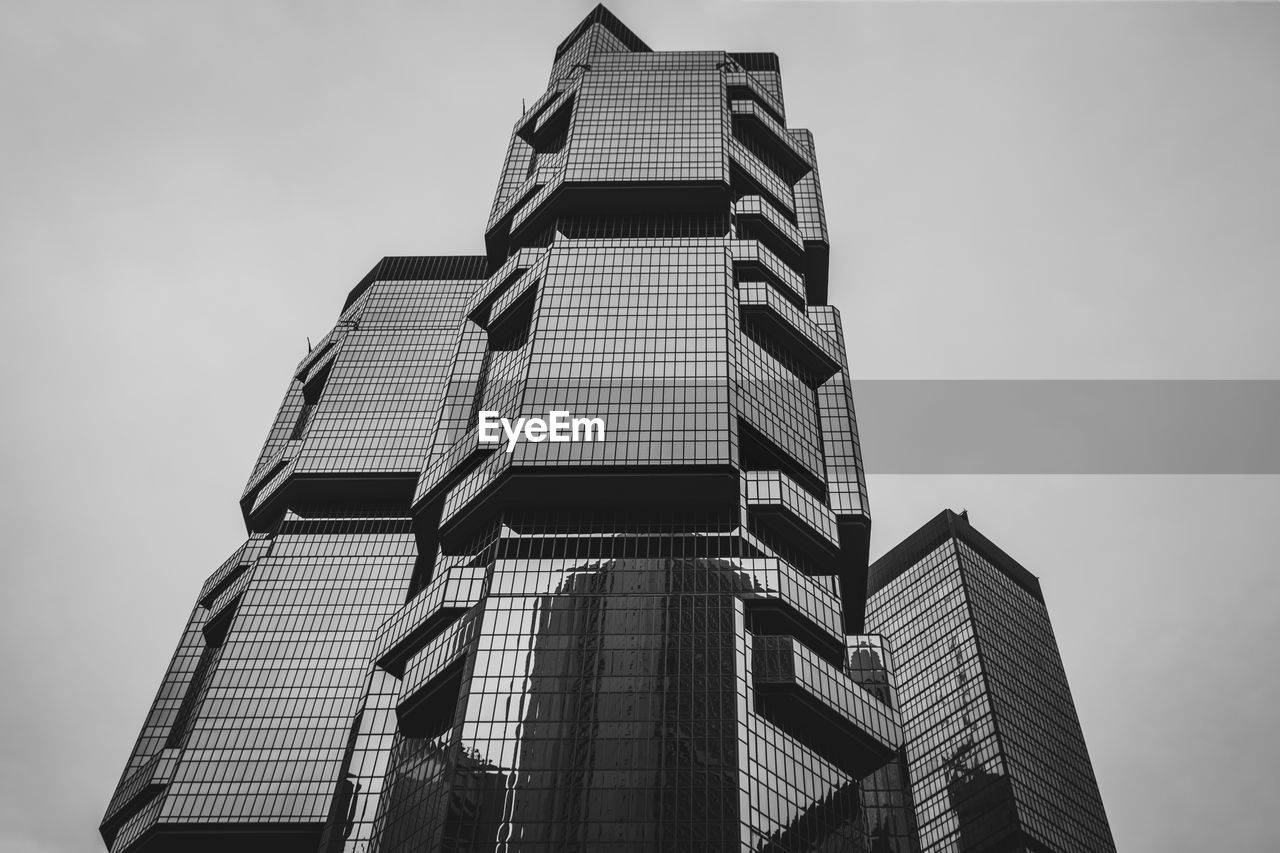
<box><xmin>306</xmin><ymin>336</ymin><xmax>313</xmax><ymax>353</ymax></box>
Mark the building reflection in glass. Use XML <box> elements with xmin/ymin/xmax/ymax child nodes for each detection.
<box><xmin>368</xmin><ymin>514</ymin><xmax>896</xmax><ymax>852</ymax></box>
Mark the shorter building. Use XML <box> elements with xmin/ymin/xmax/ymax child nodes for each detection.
<box><xmin>864</xmin><ymin>510</ymin><xmax>1115</xmax><ymax>853</ymax></box>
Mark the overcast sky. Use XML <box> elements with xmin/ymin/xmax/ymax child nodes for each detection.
<box><xmin>3</xmin><ymin>1</ymin><xmax>1278</xmax><ymax>851</ymax></box>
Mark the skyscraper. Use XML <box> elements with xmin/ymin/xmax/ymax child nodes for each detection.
<box><xmin>102</xmin><ymin>6</ymin><xmax>907</xmax><ymax>852</ymax></box>
<box><xmin>864</xmin><ymin>510</ymin><xmax>1116</xmax><ymax>852</ymax></box>
<box><xmin>847</xmin><ymin>636</ymin><xmax>923</xmax><ymax>853</ymax></box>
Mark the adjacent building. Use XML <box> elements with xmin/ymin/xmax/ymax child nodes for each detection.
<box><xmin>864</xmin><ymin>510</ymin><xmax>1116</xmax><ymax>852</ymax></box>
<box><xmin>102</xmin><ymin>6</ymin><xmax>910</xmax><ymax>852</ymax></box>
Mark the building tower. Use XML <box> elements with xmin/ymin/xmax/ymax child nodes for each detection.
<box><xmin>101</xmin><ymin>6</ymin><xmax>906</xmax><ymax>852</ymax></box>
<box><xmin>864</xmin><ymin>510</ymin><xmax>1116</xmax><ymax>852</ymax></box>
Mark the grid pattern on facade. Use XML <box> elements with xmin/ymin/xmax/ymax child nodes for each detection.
<box><xmin>103</xmin><ymin>7</ymin><xmax>900</xmax><ymax>853</ymax></box>
<box><xmin>957</xmin><ymin>541</ymin><xmax>1115</xmax><ymax>851</ymax></box>
<box><xmin>866</xmin><ymin>515</ymin><xmax>1117</xmax><ymax>852</ymax></box>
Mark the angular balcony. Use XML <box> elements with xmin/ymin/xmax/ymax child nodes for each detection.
<box><xmin>723</xmin><ymin>70</ymin><xmax>786</xmax><ymax>126</ymax></box>
<box><xmin>737</xmin><ymin>280</ymin><xmax>842</xmax><ymax>387</ymax></box>
<box><xmin>464</xmin><ymin>250</ymin><xmax>543</xmax><ymax>322</ymax></box>
<box><xmin>737</xmin><ymin>555</ymin><xmax>846</xmax><ymax>664</ymax></box>
<box><xmin>728</xmin><ymin>136</ymin><xmax>796</xmax><ymax>219</ymax></box>
<box><xmin>98</xmin><ymin>748</ymin><xmax>181</xmax><ymax>846</ymax></box>
<box><xmin>731</xmin><ymin>239</ymin><xmax>806</xmax><ymax>308</ymax></box>
<box><xmin>374</xmin><ymin>560</ymin><xmax>488</xmax><ymax>676</ymax></box>
<box><xmin>752</xmin><ymin>634</ymin><xmax>902</xmax><ymax>778</ymax></box>
<box><xmin>733</xmin><ymin>195</ymin><xmax>805</xmax><ymax>273</ymax></box>
<box><xmin>730</xmin><ymin>100</ymin><xmax>813</xmax><ymax>184</ymax></box>
<box><xmin>396</xmin><ymin>609</ymin><xmax>483</xmax><ymax>738</ymax></box>
<box><xmin>743</xmin><ymin>470</ymin><xmax>840</xmax><ymax>567</ymax></box>
<box><xmin>516</xmin><ymin>90</ymin><xmax>574</xmax><ymax>150</ymax></box>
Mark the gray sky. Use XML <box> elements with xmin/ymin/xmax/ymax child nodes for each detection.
<box><xmin>2</xmin><ymin>1</ymin><xmax>1278</xmax><ymax>850</ymax></box>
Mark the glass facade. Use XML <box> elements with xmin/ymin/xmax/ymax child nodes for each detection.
<box><xmin>864</xmin><ymin>511</ymin><xmax>1116</xmax><ymax>852</ymax></box>
<box><xmin>102</xmin><ymin>6</ymin><xmax>908</xmax><ymax>852</ymax></box>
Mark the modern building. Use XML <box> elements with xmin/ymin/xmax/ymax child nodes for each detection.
<box><xmin>102</xmin><ymin>6</ymin><xmax>909</xmax><ymax>852</ymax></box>
<box><xmin>864</xmin><ymin>510</ymin><xmax>1116</xmax><ymax>852</ymax></box>
<box><xmin>847</xmin><ymin>636</ymin><xmax>923</xmax><ymax>853</ymax></box>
